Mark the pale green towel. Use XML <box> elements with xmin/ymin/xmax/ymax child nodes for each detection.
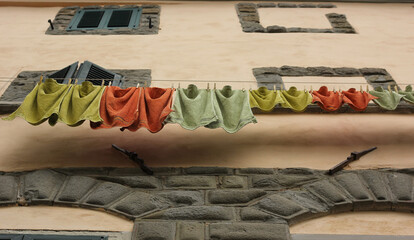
<box><xmin>369</xmin><ymin>86</ymin><xmax>403</xmax><ymax>110</ymax></box>
<box><xmin>206</xmin><ymin>86</ymin><xmax>257</xmax><ymax>133</ymax></box>
<box><xmin>280</xmin><ymin>87</ymin><xmax>313</xmax><ymax>112</ymax></box>
<box><xmin>165</xmin><ymin>84</ymin><xmax>217</xmax><ymax>130</ymax></box>
<box><xmin>3</xmin><ymin>78</ymin><xmax>71</xmax><ymax>125</ymax></box>
<box><xmin>398</xmin><ymin>85</ymin><xmax>414</xmax><ymax>104</ymax></box>
<box><xmin>51</xmin><ymin>81</ymin><xmax>106</xmax><ymax>127</ymax></box>
<box><xmin>249</xmin><ymin>87</ymin><xmax>284</xmax><ymax>112</ymax></box>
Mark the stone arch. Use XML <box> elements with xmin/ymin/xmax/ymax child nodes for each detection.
<box><xmin>0</xmin><ymin>168</ymin><xmax>412</xmax><ymax>240</ymax></box>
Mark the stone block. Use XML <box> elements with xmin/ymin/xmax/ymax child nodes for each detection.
<box><xmin>23</xmin><ymin>170</ymin><xmax>65</xmax><ymax>205</ymax></box>
<box><xmin>386</xmin><ymin>172</ymin><xmax>414</xmax><ymax>211</ymax></box>
<box><xmin>208</xmin><ymin>190</ymin><xmax>266</xmax><ymax>204</ymax></box>
<box><xmin>333</xmin><ymin>67</ymin><xmax>361</xmax><ymax>76</ymax></box>
<box><xmin>359</xmin><ymin>68</ymin><xmax>389</xmax><ymax>76</ymax></box>
<box><xmin>305</xmin><ymin>180</ymin><xmax>353</xmax><ymax>213</ymax></box>
<box><xmin>359</xmin><ymin>170</ymin><xmax>393</xmax><ymax>210</ymax></box>
<box><xmin>266</xmin><ymin>25</ymin><xmax>287</xmax><ymax>33</ymax></box>
<box><xmin>255</xmin><ymin>74</ymin><xmax>284</xmax><ymax>90</ymax></box>
<box><xmin>278</xmin><ymin>3</ymin><xmax>297</xmax><ymax>8</ymax></box>
<box><xmin>83</xmin><ymin>5</ymin><xmax>101</xmax><ymax>9</ymax></box>
<box><xmin>209</xmin><ymin>223</ymin><xmax>290</xmax><ymax>240</ymax></box>
<box><xmin>306</xmin><ymin>67</ymin><xmax>336</xmax><ymax>76</ymax></box>
<box><xmin>237</xmin><ymin>168</ymin><xmax>274</xmax><ymax>175</ymax></box>
<box><xmin>54</xmin><ymin>167</ymin><xmax>110</xmax><ymax>176</ymax></box>
<box><xmin>220</xmin><ymin>176</ymin><xmax>247</xmax><ymax>188</ymax></box>
<box><xmin>184</xmin><ymin>167</ymin><xmax>232</xmax><ymax>175</ymax></box>
<box><xmin>146</xmin><ymin>206</ymin><xmax>235</xmax><ymax>220</ymax></box>
<box><xmin>242</xmin><ymin>22</ymin><xmax>265</xmax><ymax>33</ymax></box>
<box><xmin>257</xmin><ymin>3</ymin><xmax>276</xmax><ymax>8</ymax></box>
<box><xmin>238</xmin><ymin>7</ymin><xmax>257</xmax><ymax>13</ymax></box>
<box><xmin>103</xmin><ymin>5</ymin><xmax>120</xmax><ymax>9</ymax></box>
<box><xmin>240</xmin><ymin>207</ymin><xmax>285</xmax><ymax>223</ymax></box>
<box><xmin>333</xmin><ymin>28</ymin><xmax>356</xmax><ymax>34</ymax></box>
<box><xmin>257</xmin><ymin>194</ymin><xmax>309</xmax><ymax>223</ymax></box>
<box><xmin>287</xmin><ymin>27</ymin><xmax>308</xmax><ymax>33</ymax></box>
<box><xmin>55</xmin><ymin>176</ymin><xmax>97</xmax><ymax>204</ymax></box>
<box><xmin>298</xmin><ymin>3</ymin><xmax>316</xmax><ymax>8</ymax></box>
<box><xmin>326</xmin><ymin>13</ymin><xmax>346</xmax><ymax>19</ymax></box>
<box><xmin>155</xmin><ymin>190</ymin><xmax>204</xmax><ymax>206</ymax></box>
<box><xmin>241</xmin><ymin>15</ymin><xmax>260</xmax><ymax>23</ymax></box>
<box><xmin>334</xmin><ymin>173</ymin><xmax>375</xmax><ymax>211</ymax></box>
<box><xmin>364</xmin><ymin>75</ymin><xmax>394</xmax><ymax>84</ymax></box>
<box><xmin>331</xmin><ymin>22</ymin><xmax>353</xmax><ymax>29</ymax></box>
<box><xmin>111</xmin><ymin>190</ymin><xmax>170</xmax><ymax>218</ymax></box>
<box><xmin>176</xmin><ymin>222</ymin><xmax>204</xmax><ymax>240</ymax></box>
<box><xmin>237</xmin><ymin>3</ymin><xmax>256</xmax><ymax>8</ymax></box>
<box><xmin>164</xmin><ymin>176</ymin><xmax>217</xmax><ymax>189</ymax></box>
<box><xmin>251</xmin><ymin>175</ymin><xmax>284</xmax><ymax>189</ymax></box>
<box><xmin>307</xmin><ymin>28</ymin><xmax>334</xmax><ymax>33</ymax></box>
<box><xmin>96</xmin><ymin>176</ymin><xmax>161</xmax><ymax>189</ymax></box>
<box><xmin>82</xmin><ymin>182</ymin><xmax>130</xmax><ymax>207</ymax></box>
<box><xmin>317</xmin><ymin>3</ymin><xmax>336</xmax><ymax>8</ymax></box>
<box><xmin>0</xmin><ymin>175</ymin><xmax>17</xmax><ymax>205</ymax></box>
<box><xmin>275</xmin><ymin>168</ymin><xmax>323</xmax><ymax>188</ymax></box>
<box><xmin>134</xmin><ymin>221</ymin><xmax>176</xmax><ymax>240</ymax></box>
<box><xmin>278</xmin><ymin>66</ymin><xmax>308</xmax><ymax>76</ymax></box>
<box><xmin>142</xmin><ymin>8</ymin><xmax>160</xmax><ymax>14</ymax></box>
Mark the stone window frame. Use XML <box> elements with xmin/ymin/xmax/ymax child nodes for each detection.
<box><xmin>46</xmin><ymin>5</ymin><xmax>160</xmax><ymax>35</ymax></box>
<box><xmin>236</xmin><ymin>3</ymin><xmax>356</xmax><ymax>34</ymax></box>
<box><xmin>0</xmin><ymin>234</ymin><xmax>108</xmax><ymax>240</ymax></box>
<box><xmin>292</xmin><ymin>234</ymin><xmax>414</xmax><ymax>240</ymax></box>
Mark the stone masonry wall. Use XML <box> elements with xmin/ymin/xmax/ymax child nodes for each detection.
<box><xmin>46</xmin><ymin>5</ymin><xmax>160</xmax><ymax>35</ymax></box>
<box><xmin>0</xmin><ymin>167</ymin><xmax>413</xmax><ymax>240</ymax></box>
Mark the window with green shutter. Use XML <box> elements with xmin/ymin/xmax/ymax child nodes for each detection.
<box><xmin>67</xmin><ymin>8</ymin><xmax>142</xmax><ymax>31</ymax></box>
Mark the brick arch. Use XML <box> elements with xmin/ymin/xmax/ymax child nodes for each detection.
<box><xmin>0</xmin><ymin>168</ymin><xmax>413</xmax><ymax>240</ymax></box>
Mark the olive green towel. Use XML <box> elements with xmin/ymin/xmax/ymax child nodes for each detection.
<box><xmin>399</xmin><ymin>85</ymin><xmax>414</xmax><ymax>104</ymax></box>
<box><xmin>3</xmin><ymin>78</ymin><xmax>71</xmax><ymax>125</ymax></box>
<box><xmin>280</xmin><ymin>87</ymin><xmax>313</xmax><ymax>112</ymax></box>
<box><xmin>165</xmin><ymin>85</ymin><xmax>217</xmax><ymax>130</ymax></box>
<box><xmin>206</xmin><ymin>86</ymin><xmax>257</xmax><ymax>133</ymax></box>
<box><xmin>369</xmin><ymin>86</ymin><xmax>403</xmax><ymax>110</ymax></box>
<box><xmin>52</xmin><ymin>81</ymin><xmax>106</xmax><ymax>127</ymax></box>
<box><xmin>249</xmin><ymin>87</ymin><xmax>284</xmax><ymax>112</ymax></box>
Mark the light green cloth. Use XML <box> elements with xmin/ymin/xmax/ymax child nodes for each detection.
<box><xmin>369</xmin><ymin>86</ymin><xmax>403</xmax><ymax>110</ymax></box>
<box><xmin>249</xmin><ymin>87</ymin><xmax>284</xmax><ymax>112</ymax></box>
<box><xmin>280</xmin><ymin>87</ymin><xmax>313</xmax><ymax>112</ymax></box>
<box><xmin>398</xmin><ymin>85</ymin><xmax>414</xmax><ymax>104</ymax></box>
<box><xmin>51</xmin><ymin>81</ymin><xmax>106</xmax><ymax>127</ymax></box>
<box><xmin>206</xmin><ymin>86</ymin><xmax>257</xmax><ymax>133</ymax></box>
<box><xmin>3</xmin><ymin>78</ymin><xmax>71</xmax><ymax>125</ymax></box>
<box><xmin>165</xmin><ymin>85</ymin><xmax>217</xmax><ymax>130</ymax></box>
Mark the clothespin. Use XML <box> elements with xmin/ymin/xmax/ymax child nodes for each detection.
<box><xmin>394</xmin><ymin>85</ymin><xmax>398</xmax><ymax>92</ymax></box>
<box><xmin>136</xmin><ymin>82</ymin><xmax>140</xmax><ymax>87</ymax></box>
<box><xmin>178</xmin><ymin>82</ymin><xmax>181</xmax><ymax>88</ymax></box>
<box><xmin>310</xmin><ymin>85</ymin><xmax>313</xmax><ymax>92</ymax></box>
<box><xmin>366</xmin><ymin>85</ymin><xmax>369</xmax><ymax>92</ymax></box>
<box><xmin>38</xmin><ymin>75</ymin><xmax>44</xmax><ymax>85</ymax></box>
<box><xmin>333</xmin><ymin>86</ymin><xmax>336</xmax><ymax>92</ymax></box>
<box><xmin>101</xmin><ymin>79</ymin><xmax>105</xmax><ymax>87</ymax></box>
<box><xmin>108</xmin><ymin>81</ymin><xmax>112</xmax><ymax>87</ymax></box>
<box><xmin>274</xmin><ymin>84</ymin><xmax>276</xmax><ymax>92</ymax></box>
<box><xmin>360</xmin><ymin>85</ymin><xmax>363</xmax><ymax>92</ymax></box>
<box><xmin>388</xmin><ymin>85</ymin><xmax>392</xmax><ymax>92</ymax></box>
<box><xmin>171</xmin><ymin>83</ymin><xmax>174</xmax><ymax>90</ymax></box>
<box><xmin>207</xmin><ymin>83</ymin><xmax>210</xmax><ymax>91</ymax></box>
<box><xmin>67</xmin><ymin>78</ymin><xmax>72</xmax><ymax>85</ymax></box>
<box><xmin>74</xmin><ymin>79</ymin><xmax>78</xmax><ymax>85</ymax></box>
<box><xmin>144</xmin><ymin>81</ymin><xmax>147</xmax><ymax>88</ymax></box>
<box><xmin>242</xmin><ymin>88</ymin><xmax>245</xmax><ymax>92</ymax></box>
<box><xmin>214</xmin><ymin>83</ymin><xmax>216</xmax><ymax>90</ymax></box>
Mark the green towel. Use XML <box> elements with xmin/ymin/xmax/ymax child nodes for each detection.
<box><xmin>51</xmin><ymin>81</ymin><xmax>106</xmax><ymax>127</ymax></box>
<box><xmin>280</xmin><ymin>87</ymin><xmax>313</xmax><ymax>112</ymax></box>
<box><xmin>249</xmin><ymin>87</ymin><xmax>284</xmax><ymax>112</ymax></box>
<box><xmin>3</xmin><ymin>78</ymin><xmax>71</xmax><ymax>125</ymax></box>
<box><xmin>206</xmin><ymin>86</ymin><xmax>257</xmax><ymax>133</ymax></box>
<box><xmin>369</xmin><ymin>86</ymin><xmax>403</xmax><ymax>110</ymax></box>
<box><xmin>398</xmin><ymin>85</ymin><xmax>414</xmax><ymax>104</ymax></box>
<box><xmin>165</xmin><ymin>85</ymin><xmax>217</xmax><ymax>130</ymax></box>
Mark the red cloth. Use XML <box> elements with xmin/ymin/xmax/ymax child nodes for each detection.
<box><xmin>312</xmin><ymin>86</ymin><xmax>343</xmax><ymax>112</ymax></box>
<box><xmin>125</xmin><ymin>87</ymin><xmax>174</xmax><ymax>133</ymax></box>
<box><xmin>342</xmin><ymin>88</ymin><xmax>377</xmax><ymax>111</ymax></box>
<box><xmin>91</xmin><ymin>87</ymin><xmax>141</xmax><ymax>129</ymax></box>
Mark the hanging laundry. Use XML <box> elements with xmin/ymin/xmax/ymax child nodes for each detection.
<box><xmin>164</xmin><ymin>84</ymin><xmax>217</xmax><ymax>130</ymax></box>
<box><xmin>51</xmin><ymin>81</ymin><xmax>106</xmax><ymax>127</ymax></box>
<box><xmin>279</xmin><ymin>87</ymin><xmax>312</xmax><ymax>112</ymax></box>
<box><xmin>206</xmin><ymin>86</ymin><xmax>257</xmax><ymax>133</ymax></box>
<box><xmin>249</xmin><ymin>87</ymin><xmax>284</xmax><ymax>112</ymax></box>
<box><xmin>3</xmin><ymin>78</ymin><xmax>71</xmax><ymax>125</ymax></box>
<box><xmin>341</xmin><ymin>88</ymin><xmax>377</xmax><ymax>111</ymax></box>
<box><xmin>369</xmin><ymin>86</ymin><xmax>403</xmax><ymax>110</ymax></box>
<box><xmin>398</xmin><ymin>85</ymin><xmax>414</xmax><ymax>104</ymax></box>
<box><xmin>90</xmin><ymin>86</ymin><xmax>141</xmax><ymax>129</ymax></box>
<box><xmin>312</xmin><ymin>86</ymin><xmax>343</xmax><ymax>112</ymax></box>
<box><xmin>125</xmin><ymin>87</ymin><xmax>174</xmax><ymax>133</ymax></box>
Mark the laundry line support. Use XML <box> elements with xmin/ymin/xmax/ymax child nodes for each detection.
<box><xmin>112</xmin><ymin>144</ymin><xmax>153</xmax><ymax>175</ymax></box>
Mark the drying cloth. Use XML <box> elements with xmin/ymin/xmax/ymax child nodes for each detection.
<box><xmin>164</xmin><ymin>85</ymin><xmax>217</xmax><ymax>130</ymax></box>
<box><xmin>3</xmin><ymin>78</ymin><xmax>71</xmax><ymax>125</ymax></box>
<box><xmin>52</xmin><ymin>81</ymin><xmax>106</xmax><ymax>127</ymax></box>
<box><xmin>206</xmin><ymin>86</ymin><xmax>257</xmax><ymax>133</ymax></box>
<box><xmin>249</xmin><ymin>87</ymin><xmax>284</xmax><ymax>112</ymax></box>
<box><xmin>280</xmin><ymin>87</ymin><xmax>313</xmax><ymax>112</ymax></box>
<box><xmin>90</xmin><ymin>86</ymin><xmax>141</xmax><ymax>129</ymax></box>
<box><xmin>369</xmin><ymin>86</ymin><xmax>403</xmax><ymax>110</ymax></box>
<box><xmin>398</xmin><ymin>85</ymin><xmax>414</xmax><ymax>104</ymax></box>
<box><xmin>342</xmin><ymin>88</ymin><xmax>377</xmax><ymax>111</ymax></box>
<box><xmin>312</xmin><ymin>86</ymin><xmax>343</xmax><ymax>112</ymax></box>
<box><xmin>126</xmin><ymin>87</ymin><xmax>174</xmax><ymax>133</ymax></box>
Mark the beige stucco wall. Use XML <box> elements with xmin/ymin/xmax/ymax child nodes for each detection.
<box><xmin>0</xmin><ymin>1</ymin><xmax>413</xmax><ymax>234</ymax></box>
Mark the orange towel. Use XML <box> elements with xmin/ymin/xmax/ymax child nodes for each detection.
<box><xmin>342</xmin><ymin>88</ymin><xmax>377</xmax><ymax>111</ymax></box>
<box><xmin>125</xmin><ymin>87</ymin><xmax>174</xmax><ymax>133</ymax></box>
<box><xmin>312</xmin><ymin>86</ymin><xmax>343</xmax><ymax>112</ymax></box>
<box><xmin>90</xmin><ymin>86</ymin><xmax>141</xmax><ymax>129</ymax></box>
